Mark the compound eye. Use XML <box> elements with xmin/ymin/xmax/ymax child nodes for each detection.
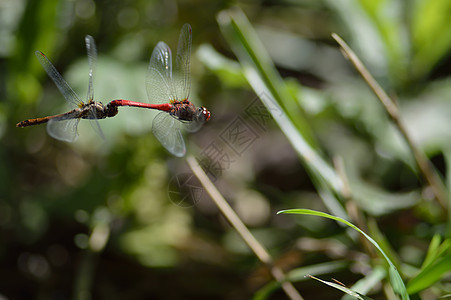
<box><xmin>197</xmin><ymin>107</ymin><xmax>211</xmax><ymax>122</ymax></box>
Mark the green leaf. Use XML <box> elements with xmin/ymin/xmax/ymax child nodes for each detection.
<box><xmin>253</xmin><ymin>261</ymin><xmax>348</xmax><ymax>300</ymax></box>
<box><xmin>345</xmin><ymin>266</ymin><xmax>386</xmax><ymax>299</ymax></box>
<box><xmin>9</xmin><ymin>0</ymin><xmax>61</xmax><ymax>105</ymax></box>
<box><xmin>421</xmin><ymin>234</ymin><xmax>442</xmax><ymax>269</ymax></box>
<box><xmin>407</xmin><ymin>253</ymin><xmax>451</xmax><ymax>294</ymax></box>
<box><xmin>324</xmin><ymin>0</ymin><xmax>406</xmax><ymax>85</ymax></box>
<box><xmin>217</xmin><ymin>7</ymin><xmax>347</xmax><ymax>218</ymax></box>
<box><xmin>196</xmin><ymin>44</ymin><xmax>247</xmax><ymax>88</ymax></box>
<box><xmin>405</xmin><ymin>235</ymin><xmax>451</xmax><ymax>294</ymax></box>
<box><xmin>308</xmin><ymin>275</ymin><xmax>373</xmax><ymax>300</ymax></box>
<box><xmin>367</xmin><ymin>218</ymin><xmax>402</xmax><ymax>271</ymax></box>
<box><xmin>278</xmin><ymin>209</ymin><xmax>410</xmax><ymax>299</ymax></box>
<box><xmin>411</xmin><ymin>0</ymin><xmax>451</xmax><ymax>79</ymax></box>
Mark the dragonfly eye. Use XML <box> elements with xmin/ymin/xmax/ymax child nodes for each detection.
<box><xmin>197</xmin><ymin>107</ymin><xmax>211</xmax><ymax>122</ymax></box>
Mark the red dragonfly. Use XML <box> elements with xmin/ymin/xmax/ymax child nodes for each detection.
<box><xmin>17</xmin><ymin>35</ymin><xmax>118</xmax><ymax>142</ymax></box>
<box><xmin>108</xmin><ymin>23</ymin><xmax>211</xmax><ymax>157</ymax></box>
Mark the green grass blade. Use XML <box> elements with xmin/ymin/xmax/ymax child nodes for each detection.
<box><xmin>444</xmin><ymin>151</ymin><xmax>451</xmax><ymax>236</ymax></box>
<box><xmin>367</xmin><ymin>218</ymin><xmax>402</xmax><ymax>271</ymax></box>
<box><xmin>345</xmin><ymin>265</ymin><xmax>386</xmax><ymax>299</ymax></box>
<box><xmin>406</xmin><ymin>236</ymin><xmax>451</xmax><ymax>294</ymax></box>
<box><xmin>308</xmin><ymin>275</ymin><xmax>373</xmax><ymax>300</ymax></box>
<box><xmin>253</xmin><ymin>261</ymin><xmax>348</xmax><ymax>300</ymax></box>
<box><xmin>407</xmin><ymin>253</ymin><xmax>451</xmax><ymax>294</ymax></box>
<box><xmin>278</xmin><ymin>209</ymin><xmax>409</xmax><ymax>300</ymax></box>
<box><xmin>217</xmin><ymin>8</ymin><xmax>346</xmax><ymax>217</ymax></box>
<box><xmin>411</xmin><ymin>0</ymin><xmax>451</xmax><ymax>80</ymax></box>
<box><xmin>421</xmin><ymin>234</ymin><xmax>442</xmax><ymax>269</ymax></box>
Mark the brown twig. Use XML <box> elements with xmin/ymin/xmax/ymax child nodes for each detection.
<box><xmin>186</xmin><ymin>155</ymin><xmax>303</xmax><ymax>300</ymax></box>
<box><xmin>332</xmin><ymin>33</ymin><xmax>448</xmax><ymax>211</ymax></box>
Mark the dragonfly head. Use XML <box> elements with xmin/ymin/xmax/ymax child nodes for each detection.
<box><xmin>196</xmin><ymin>107</ymin><xmax>211</xmax><ymax>122</ymax></box>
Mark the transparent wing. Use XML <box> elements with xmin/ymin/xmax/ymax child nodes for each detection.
<box><xmin>85</xmin><ymin>107</ymin><xmax>104</xmax><ymax>139</ymax></box>
<box><xmin>47</xmin><ymin>115</ymin><xmax>80</xmax><ymax>142</ymax></box>
<box><xmin>185</xmin><ymin>107</ymin><xmax>209</xmax><ymax>133</ymax></box>
<box><xmin>89</xmin><ymin>119</ymin><xmax>105</xmax><ymax>140</ymax></box>
<box><xmin>184</xmin><ymin>120</ymin><xmax>204</xmax><ymax>133</ymax></box>
<box><xmin>146</xmin><ymin>42</ymin><xmax>176</xmax><ymax>104</ymax></box>
<box><xmin>85</xmin><ymin>35</ymin><xmax>97</xmax><ymax>104</ymax></box>
<box><xmin>84</xmin><ymin>35</ymin><xmax>105</xmax><ymax>139</ymax></box>
<box><xmin>174</xmin><ymin>23</ymin><xmax>192</xmax><ymax>102</ymax></box>
<box><xmin>152</xmin><ymin>112</ymin><xmax>186</xmax><ymax>157</ymax></box>
<box><xmin>85</xmin><ymin>35</ymin><xmax>102</xmax><ymax>138</ymax></box>
<box><xmin>35</xmin><ymin>51</ymin><xmax>83</xmax><ymax>108</ymax></box>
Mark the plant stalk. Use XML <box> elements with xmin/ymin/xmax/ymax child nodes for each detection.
<box><xmin>187</xmin><ymin>155</ymin><xmax>303</xmax><ymax>300</ymax></box>
<box><xmin>332</xmin><ymin>33</ymin><xmax>448</xmax><ymax>211</ymax></box>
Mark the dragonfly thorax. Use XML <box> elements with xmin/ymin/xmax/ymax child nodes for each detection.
<box><xmin>80</xmin><ymin>102</ymin><xmax>118</xmax><ymax>120</ymax></box>
<box><xmin>171</xmin><ymin>100</ymin><xmax>197</xmax><ymax>121</ymax></box>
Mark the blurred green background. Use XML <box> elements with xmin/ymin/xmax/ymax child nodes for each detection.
<box><xmin>3</xmin><ymin>0</ymin><xmax>451</xmax><ymax>299</ymax></box>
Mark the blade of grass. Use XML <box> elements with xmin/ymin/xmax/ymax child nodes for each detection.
<box><xmin>366</xmin><ymin>218</ymin><xmax>402</xmax><ymax>271</ymax></box>
<box><xmin>332</xmin><ymin>33</ymin><xmax>448</xmax><ymax>211</ymax></box>
<box><xmin>254</xmin><ymin>261</ymin><xmax>348</xmax><ymax>300</ymax></box>
<box><xmin>308</xmin><ymin>275</ymin><xmax>373</xmax><ymax>300</ymax></box>
<box><xmin>444</xmin><ymin>151</ymin><xmax>451</xmax><ymax>235</ymax></box>
<box><xmin>406</xmin><ymin>253</ymin><xmax>451</xmax><ymax>294</ymax></box>
<box><xmin>217</xmin><ymin>7</ymin><xmax>347</xmax><ymax>218</ymax></box>
<box><xmin>346</xmin><ymin>265</ymin><xmax>386</xmax><ymax>299</ymax></box>
<box><xmin>186</xmin><ymin>156</ymin><xmax>304</xmax><ymax>300</ymax></box>
<box><xmin>421</xmin><ymin>234</ymin><xmax>443</xmax><ymax>269</ymax></box>
<box><xmin>217</xmin><ymin>8</ymin><xmax>316</xmax><ymax>144</ymax></box>
<box><xmin>278</xmin><ymin>209</ymin><xmax>410</xmax><ymax>300</ymax></box>
<box><xmin>405</xmin><ymin>235</ymin><xmax>451</xmax><ymax>294</ymax></box>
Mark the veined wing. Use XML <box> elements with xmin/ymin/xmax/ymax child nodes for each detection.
<box><xmin>146</xmin><ymin>42</ymin><xmax>177</xmax><ymax>105</ymax></box>
<box><xmin>152</xmin><ymin>112</ymin><xmax>186</xmax><ymax>157</ymax></box>
<box><xmin>84</xmin><ymin>35</ymin><xmax>105</xmax><ymax>139</ymax></box>
<box><xmin>85</xmin><ymin>105</ymin><xmax>105</xmax><ymax>140</ymax></box>
<box><xmin>46</xmin><ymin>112</ymin><xmax>80</xmax><ymax>142</ymax></box>
<box><xmin>174</xmin><ymin>23</ymin><xmax>192</xmax><ymax>102</ymax></box>
<box><xmin>88</xmin><ymin>119</ymin><xmax>105</xmax><ymax>140</ymax></box>
<box><xmin>85</xmin><ymin>35</ymin><xmax>97</xmax><ymax>104</ymax></box>
<box><xmin>35</xmin><ymin>51</ymin><xmax>83</xmax><ymax>108</ymax></box>
<box><xmin>184</xmin><ymin>119</ymin><xmax>204</xmax><ymax>133</ymax></box>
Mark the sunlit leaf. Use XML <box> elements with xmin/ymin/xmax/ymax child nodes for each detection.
<box><xmin>254</xmin><ymin>261</ymin><xmax>348</xmax><ymax>300</ymax></box>
<box><xmin>278</xmin><ymin>209</ymin><xmax>410</xmax><ymax>300</ymax></box>
<box><xmin>217</xmin><ymin>7</ymin><xmax>347</xmax><ymax>218</ymax></box>
<box><xmin>308</xmin><ymin>275</ymin><xmax>373</xmax><ymax>299</ymax></box>
<box><xmin>411</xmin><ymin>0</ymin><xmax>451</xmax><ymax>79</ymax></box>
<box><xmin>407</xmin><ymin>253</ymin><xmax>451</xmax><ymax>294</ymax></box>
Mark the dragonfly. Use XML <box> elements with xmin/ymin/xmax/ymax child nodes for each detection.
<box><xmin>108</xmin><ymin>23</ymin><xmax>211</xmax><ymax>157</ymax></box>
<box><xmin>16</xmin><ymin>35</ymin><xmax>118</xmax><ymax>142</ymax></box>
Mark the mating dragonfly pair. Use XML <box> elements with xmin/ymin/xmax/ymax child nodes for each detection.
<box><xmin>17</xmin><ymin>24</ymin><xmax>211</xmax><ymax>157</ymax></box>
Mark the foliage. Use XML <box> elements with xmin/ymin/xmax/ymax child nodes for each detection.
<box><xmin>2</xmin><ymin>0</ymin><xmax>451</xmax><ymax>299</ymax></box>
<box><xmin>278</xmin><ymin>209</ymin><xmax>407</xmax><ymax>299</ymax></box>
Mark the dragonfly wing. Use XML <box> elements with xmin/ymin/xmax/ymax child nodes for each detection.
<box><xmin>146</xmin><ymin>42</ymin><xmax>177</xmax><ymax>105</ymax></box>
<box><xmin>35</xmin><ymin>51</ymin><xmax>83</xmax><ymax>108</ymax></box>
<box><xmin>185</xmin><ymin>106</ymin><xmax>209</xmax><ymax>133</ymax></box>
<box><xmin>88</xmin><ymin>120</ymin><xmax>105</xmax><ymax>140</ymax></box>
<box><xmin>184</xmin><ymin>120</ymin><xmax>204</xmax><ymax>133</ymax></box>
<box><xmin>85</xmin><ymin>35</ymin><xmax>97</xmax><ymax>103</ymax></box>
<box><xmin>84</xmin><ymin>36</ymin><xmax>105</xmax><ymax>139</ymax></box>
<box><xmin>86</xmin><ymin>107</ymin><xmax>105</xmax><ymax>139</ymax></box>
<box><xmin>47</xmin><ymin>116</ymin><xmax>80</xmax><ymax>142</ymax></box>
<box><xmin>174</xmin><ymin>23</ymin><xmax>192</xmax><ymax>102</ymax></box>
<box><xmin>152</xmin><ymin>112</ymin><xmax>185</xmax><ymax>157</ymax></box>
